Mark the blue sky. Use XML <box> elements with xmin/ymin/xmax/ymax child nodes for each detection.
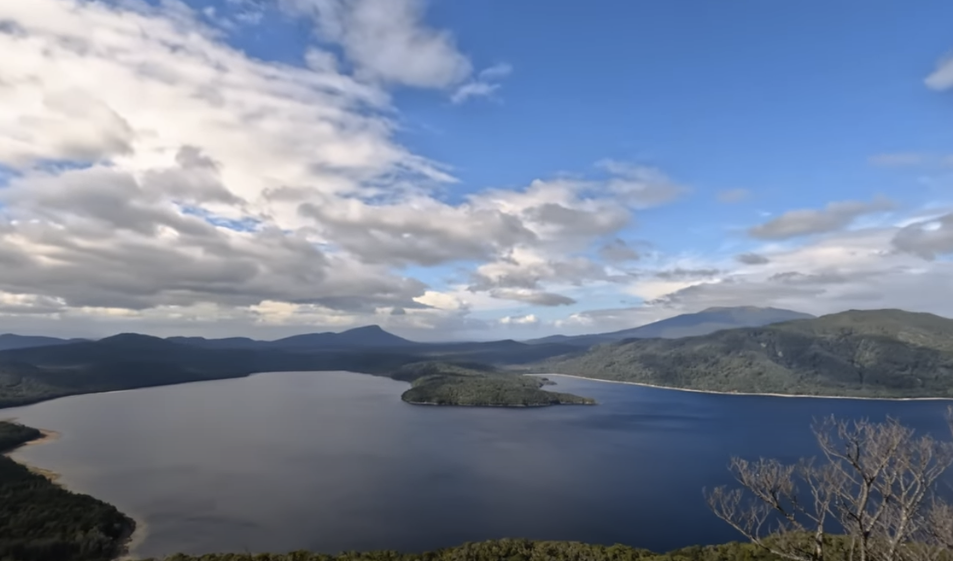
<box><xmin>0</xmin><ymin>0</ymin><xmax>951</xmax><ymax>340</ymax></box>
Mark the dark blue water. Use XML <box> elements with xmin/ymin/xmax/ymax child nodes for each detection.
<box><xmin>3</xmin><ymin>371</ymin><xmax>951</xmax><ymax>559</ymax></box>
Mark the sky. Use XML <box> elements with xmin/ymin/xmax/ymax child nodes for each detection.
<box><xmin>0</xmin><ymin>0</ymin><xmax>951</xmax><ymax>342</ymax></box>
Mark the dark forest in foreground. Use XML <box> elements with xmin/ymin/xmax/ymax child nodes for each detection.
<box><xmin>0</xmin><ymin>421</ymin><xmax>136</xmax><ymax>561</ymax></box>
<box><xmin>142</xmin><ymin>539</ymin><xmax>783</xmax><ymax>561</ymax></box>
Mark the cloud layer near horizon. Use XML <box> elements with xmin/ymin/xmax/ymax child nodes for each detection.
<box><xmin>0</xmin><ymin>0</ymin><xmax>950</xmax><ymax>341</ymax></box>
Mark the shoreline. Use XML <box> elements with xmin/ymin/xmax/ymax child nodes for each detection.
<box><xmin>1</xmin><ymin>424</ymin><xmax>147</xmax><ymax>561</ymax></box>
<box><xmin>2</xmin><ymin>428</ymin><xmax>64</xmax><ymax>483</ymax></box>
<box><xmin>537</xmin><ymin>374</ymin><xmax>953</xmax><ymax>402</ymax></box>
<box><xmin>116</xmin><ymin>516</ymin><xmax>149</xmax><ymax>561</ymax></box>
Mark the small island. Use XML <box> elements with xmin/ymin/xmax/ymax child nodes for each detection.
<box><xmin>393</xmin><ymin>362</ymin><xmax>596</xmax><ymax>407</ymax></box>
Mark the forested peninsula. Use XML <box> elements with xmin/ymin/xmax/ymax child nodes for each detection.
<box><xmin>393</xmin><ymin>362</ymin><xmax>596</xmax><ymax>407</ymax></box>
<box><xmin>0</xmin><ymin>421</ymin><xmax>136</xmax><ymax>561</ymax></box>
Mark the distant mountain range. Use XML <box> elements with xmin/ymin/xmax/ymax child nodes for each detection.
<box><xmin>541</xmin><ymin>309</ymin><xmax>953</xmax><ymax>399</ymax></box>
<box><xmin>0</xmin><ymin>306</ymin><xmax>813</xmax><ymax>353</ymax></box>
<box><xmin>0</xmin><ymin>334</ymin><xmax>86</xmax><ymax>352</ymax></box>
<box><xmin>5</xmin><ymin>307</ymin><xmax>953</xmax><ymax>406</ymax></box>
<box><xmin>167</xmin><ymin>325</ymin><xmax>416</xmax><ymax>350</ymax></box>
<box><xmin>0</xmin><ymin>329</ymin><xmax>576</xmax><ymax>408</ymax></box>
<box><xmin>525</xmin><ymin>306</ymin><xmax>814</xmax><ymax>346</ymax></box>
<box><xmin>0</xmin><ymin>325</ymin><xmax>417</xmax><ymax>353</ymax></box>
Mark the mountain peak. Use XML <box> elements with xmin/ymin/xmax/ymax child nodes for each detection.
<box><xmin>346</xmin><ymin>325</ymin><xmax>386</xmax><ymax>333</ymax></box>
<box><xmin>701</xmin><ymin>306</ymin><xmax>767</xmax><ymax>313</ymax></box>
<box><xmin>98</xmin><ymin>333</ymin><xmax>172</xmax><ymax>346</ymax></box>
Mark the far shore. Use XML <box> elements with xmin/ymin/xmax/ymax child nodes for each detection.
<box><xmin>536</xmin><ymin>373</ymin><xmax>953</xmax><ymax>402</ymax></box>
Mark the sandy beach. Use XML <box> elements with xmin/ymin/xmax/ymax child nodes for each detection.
<box><xmin>116</xmin><ymin>517</ymin><xmax>149</xmax><ymax>561</ymax></box>
<box><xmin>538</xmin><ymin>373</ymin><xmax>953</xmax><ymax>402</ymax></box>
<box><xmin>2</xmin><ymin>428</ymin><xmax>64</xmax><ymax>482</ymax></box>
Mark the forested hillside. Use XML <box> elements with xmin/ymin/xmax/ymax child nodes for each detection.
<box><xmin>541</xmin><ymin>310</ymin><xmax>953</xmax><ymax>398</ymax></box>
<box><xmin>527</xmin><ymin>306</ymin><xmax>814</xmax><ymax>347</ymax></box>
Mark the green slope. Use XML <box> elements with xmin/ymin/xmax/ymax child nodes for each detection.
<box><xmin>540</xmin><ymin>309</ymin><xmax>953</xmax><ymax>398</ymax></box>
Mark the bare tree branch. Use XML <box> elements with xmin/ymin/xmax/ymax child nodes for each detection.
<box><xmin>706</xmin><ymin>412</ymin><xmax>953</xmax><ymax>561</ymax></box>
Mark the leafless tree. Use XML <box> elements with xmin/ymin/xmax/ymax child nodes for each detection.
<box><xmin>706</xmin><ymin>409</ymin><xmax>953</xmax><ymax>561</ymax></box>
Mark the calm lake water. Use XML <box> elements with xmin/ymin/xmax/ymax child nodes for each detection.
<box><xmin>4</xmin><ymin>371</ymin><xmax>953</xmax><ymax>559</ymax></box>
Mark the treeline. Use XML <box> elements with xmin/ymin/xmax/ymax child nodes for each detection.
<box><xmin>144</xmin><ymin>538</ymin><xmax>783</xmax><ymax>561</ymax></box>
<box><xmin>0</xmin><ymin>421</ymin><xmax>136</xmax><ymax>561</ymax></box>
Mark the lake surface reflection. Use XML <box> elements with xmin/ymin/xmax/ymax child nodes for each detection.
<box><xmin>4</xmin><ymin>371</ymin><xmax>952</xmax><ymax>558</ymax></box>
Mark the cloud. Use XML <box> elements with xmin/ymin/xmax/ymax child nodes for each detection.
<box><xmin>0</xmin><ymin>165</ymin><xmax>435</xmax><ymax>313</ymax></box>
<box><xmin>0</xmin><ymin>0</ymin><xmax>682</xmax><ymax>338</ymax></box>
<box><xmin>653</xmin><ymin>268</ymin><xmax>721</xmax><ymax>281</ymax></box>
<box><xmin>868</xmin><ymin>153</ymin><xmax>953</xmax><ymax>168</ymax></box>
<box><xmin>295</xmin><ymin>167</ymin><xmax>655</xmax><ymax>267</ymax></box>
<box><xmin>0</xmin><ymin>0</ymin><xmax>478</xmax><ymax>334</ymax></box>
<box><xmin>451</xmin><ymin>63</ymin><xmax>513</xmax><ymax>104</ymax></box>
<box><xmin>748</xmin><ymin>197</ymin><xmax>896</xmax><ymax>240</ymax></box>
<box><xmin>499</xmin><ymin>313</ymin><xmax>539</xmax><ymax>326</ymax></box>
<box><xmin>489</xmin><ymin>289</ymin><xmax>576</xmax><ymax>307</ymax></box>
<box><xmin>0</xmin><ymin>88</ymin><xmax>136</xmax><ymax>168</ymax></box>
<box><xmin>868</xmin><ymin>153</ymin><xmax>930</xmax><ymax>167</ymax></box>
<box><xmin>597</xmin><ymin>160</ymin><xmax>689</xmax><ymax>209</ymax></box>
<box><xmin>735</xmin><ymin>252</ymin><xmax>770</xmax><ymax>265</ymax></box>
<box><xmin>298</xmin><ymin>196</ymin><xmax>537</xmax><ymax>266</ymax></box>
<box><xmin>281</xmin><ymin>0</ymin><xmax>472</xmax><ymax>88</ymax></box>
<box><xmin>10</xmin><ymin>0</ymin><xmax>948</xmax><ymax>342</ymax></box>
<box><xmin>556</xmin><ymin>224</ymin><xmax>953</xmax><ymax>335</ymax></box>
<box><xmin>468</xmin><ymin>249</ymin><xmax>621</xmax><ymax>306</ymax></box>
<box><xmin>767</xmin><ymin>271</ymin><xmax>854</xmax><ymax>285</ymax></box>
<box><xmin>599</xmin><ymin>239</ymin><xmax>641</xmax><ymax>263</ymax></box>
<box><xmin>891</xmin><ymin>213</ymin><xmax>953</xmax><ymax>260</ymax></box>
<box><xmin>925</xmin><ymin>53</ymin><xmax>953</xmax><ymax>91</ymax></box>
<box><xmin>716</xmin><ymin>188</ymin><xmax>750</xmax><ymax>203</ymax></box>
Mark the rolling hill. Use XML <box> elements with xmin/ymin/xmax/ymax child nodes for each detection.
<box><xmin>0</xmin><ymin>334</ymin><xmax>80</xmax><ymax>351</ymax></box>
<box><xmin>539</xmin><ymin>309</ymin><xmax>953</xmax><ymax>398</ymax></box>
<box><xmin>526</xmin><ymin>306</ymin><xmax>814</xmax><ymax>347</ymax></box>
<box><xmin>0</xmin><ymin>331</ymin><xmax>577</xmax><ymax>409</ymax></box>
<box><xmin>167</xmin><ymin>324</ymin><xmax>416</xmax><ymax>350</ymax></box>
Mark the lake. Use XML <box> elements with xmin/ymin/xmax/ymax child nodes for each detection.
<box><xmin>4</xmin><ymin>371</ymin><xmax>952</xmax><ymax>559</ymax></box>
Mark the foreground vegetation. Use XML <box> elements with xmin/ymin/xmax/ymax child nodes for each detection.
<box><xmin>541</xmin><ymin>309</ymin><xmax>953</xmax><ymax>398</ymax></box>
<box><xmin>395</xmin><ymin>362</ymin><xmax>596</xmax><ymax>407</ymax></box>
<box><xmin>143</xmin><ymin>538</ymin><xmax>786</xmax><ymax>561</ymax></box>
<box><xmin>0</xmin><ymin>421</ymin><xmax>136</xmax><ymax>561</ymax></box>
